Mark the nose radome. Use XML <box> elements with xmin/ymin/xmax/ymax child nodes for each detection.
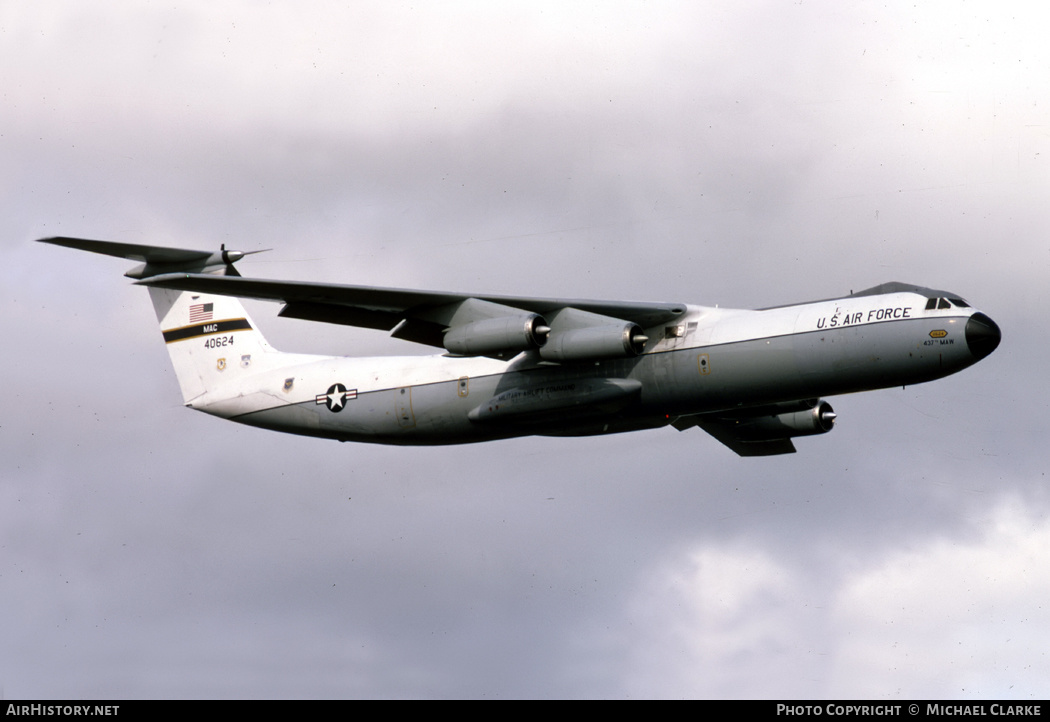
<box><xmin>965</xmin><ymin>312</ymin><xmax>1001</xmax><ymax>360</ymax></box>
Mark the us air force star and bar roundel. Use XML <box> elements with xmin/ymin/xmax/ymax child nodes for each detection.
<box><xmin>316</xmin><ymin>383</ymin><xmax>357</xmax><ymax>412</ymax></box>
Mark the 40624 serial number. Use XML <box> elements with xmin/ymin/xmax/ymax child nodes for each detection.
<box><xmin>204</xmin><ymin>335</ymin><xmax>234</xmax><ymax>349</ymax></box>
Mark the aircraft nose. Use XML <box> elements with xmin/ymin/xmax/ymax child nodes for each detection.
<box><xmin>965</xmin><ymin>312</ymin><xmax>1001</xmax><ymax>360</ymax></box>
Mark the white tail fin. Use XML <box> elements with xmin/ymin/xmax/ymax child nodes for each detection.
<box><xmin>37</xmin><ymin>236</ymin><xmax>283</xmax><ymax>406</ymax></box>
<box><xmin>147</xmin><ymin>279</ymin><xmax>281</xmax><ymax>405</ymax></box>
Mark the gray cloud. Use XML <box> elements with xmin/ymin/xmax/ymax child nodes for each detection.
<box><xmin>2</xmin><ymin>1</ymin><xmax>1046</xmax><ymax>699</ymax></box>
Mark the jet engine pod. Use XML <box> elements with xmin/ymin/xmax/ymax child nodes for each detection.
<box><xmin>733</xmin><ymin>400</ymin><xmax>837</xmax><ymax>441</ymax></box>
<box><xmin>539</xmin><ymin>322</ymin><xmax>648</xmax><ymax>362</ymax></box>
<box><xmin>442</xmin><ymin>313</ymin><xmax>549</xmax><ymax>357</ymax></box>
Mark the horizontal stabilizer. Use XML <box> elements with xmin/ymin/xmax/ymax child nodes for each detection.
<box><xmin>37</xmin><ymin>236</ymin><xmax>266</xmax><ymax>279</ymax></box>
<box><xmin>37</xmin><ymin>236</ymin><xmax>213</xmax><ymax>264</ymax></box>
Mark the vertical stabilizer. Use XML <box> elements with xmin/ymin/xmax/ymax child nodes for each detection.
<box><xmin>37</xmin><ymin>236</ymin><xmax>282</xmax><ymax>406</ymax></box>
<box><xmin>147</xmin><ymin>278</ymin><xmax>279</xmax><ymax>405</ymax></box>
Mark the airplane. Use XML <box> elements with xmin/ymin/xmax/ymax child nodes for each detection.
<box><xmin>38</xmin><ymin>236</ymin><xmax>1001</xmax><ymax>455</ymax></box>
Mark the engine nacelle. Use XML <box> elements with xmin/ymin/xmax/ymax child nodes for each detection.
<box><xmin>443</xmin><ymin>313</ymin><xmax>549</xmax><ymax>357</ymax></box>
<box><xmin>539</xmin><ymin>322</ymin><xmax>648</xmax><ymax>362</ymax></box>
<box><xmin>731</xmin><ymin>400</ymin><xmax>837</xmax><ymax>441</ymax></box>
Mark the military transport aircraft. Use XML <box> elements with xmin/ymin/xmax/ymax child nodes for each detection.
<box><xmin>39</xmin><ymin>236</ymin><xmax>1001</xmax><ymax>455</ymax></box>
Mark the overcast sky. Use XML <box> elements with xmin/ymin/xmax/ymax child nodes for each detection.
<box><xmin>2</xmin><ymin>1</ymin><xmax>1047</xmax><ymax>699</ymax></box>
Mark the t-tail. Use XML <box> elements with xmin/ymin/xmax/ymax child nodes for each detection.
<box><xmin>37</xmin><ymin>237</ymin><xmax>280</xmax><ymax>406</ymax></box>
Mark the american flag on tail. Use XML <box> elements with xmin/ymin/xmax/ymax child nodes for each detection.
<box><xmin>189</xmin><ymin>303</ymin><xmax>213</xmax><ymax>322</ymax></box>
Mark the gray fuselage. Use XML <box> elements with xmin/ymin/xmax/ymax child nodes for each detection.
<box><xmin>219</xmin><ymin>287</ymin><xmax>999</xmax><ymax>446</ymax></box>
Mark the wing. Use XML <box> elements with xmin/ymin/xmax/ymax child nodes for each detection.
<box><xmin>676</xmin><ymin>415</ymin><xmax>798</xmax><ymax>456</ymax></box>
<box><xmin>673</xmin><ymin>400</ymin><xmax>837</xmax><ymax>456</ymax></box>
<box><xmin>138</xmin><ymin>272</ymin><xmax>687</xmax><ymax>357</ymax></box>
<box><xmin>40</xmin><ymin>236</ymin><xmax>686</xmax><ymax>361</ymax></box>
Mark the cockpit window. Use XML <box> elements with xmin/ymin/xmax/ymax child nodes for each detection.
<box><xmin>926</xmin><ymin>296</ymin><xmax>970</xmax><ymax>310</ymax></box>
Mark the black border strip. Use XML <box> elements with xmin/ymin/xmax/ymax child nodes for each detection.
<box><xmin>162</xmin><ymin>318</ymin><xmax>252</xmax><ymax>344</ymax></box>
